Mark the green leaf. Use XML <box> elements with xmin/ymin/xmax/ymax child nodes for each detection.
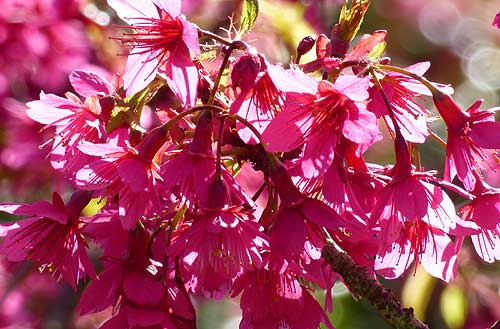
<box><xmin>239</xmin><ymin>0</ymin><xmax>259</xmax><ymax>37</ymax></box>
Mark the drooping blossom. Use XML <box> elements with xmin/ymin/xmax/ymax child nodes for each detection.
<box><xmin>230</xmin><ymin>50</ymin><xmax>285</xmax><ymax>143</ymax></box>
<box><xmin>169</xmin><ymin>178</ymin><xmax>269</xmax><ymax>298</ymax></box>
<box><xmin>263</xmin><ymin>72</ymin><xmax>381</xmax><ymax>179</ymax></box>
<box><xmin>76</xmin><ymin>124</ymin><xmax>169</xmax><ymax>229</ymax></box>
<box><xmin>233</xmin><ymin>268</ymin><xmax>333</xmax><ymax>329</ymax></box>
<box><xmin>0</xmin><ymin>191</ymin><xmax>95</xmax><ymax>289</ymax></box>
<box><xmin>267</xmin><ymin>160</ymin><xmax>345</xmax><ymax>271</ymax></box>
<box><xmin>368</xmin><ymin>62</ymin><xmax>453</xmax><ymax>143</ymax></box>
<box><xmin>79</xmin><ymin>224</ymin><xmax>196</xmax><ymax>328</ymax></box>
<box><xmin>460</xmin><ymin>179</ymin><xmax>500</xmax><ymax>263</ymax></box>
<box><xmin>433</xmin><ymin>91</ymin><xmax>500</xmax><ymax>191</ymax></box>
<box><xmin>370</xmin><ymin>134</ymin><xmax>469</xmax><ymax>281</ymax></box>
<box><xmin>108</xmin><ymin>0</ymin><xmax>200</xmax><ymax>106</ymax></box>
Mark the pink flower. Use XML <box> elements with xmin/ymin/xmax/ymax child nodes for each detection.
<box><xmin>79</xmin><ymin>226</ymin><xmax>195</xmax><ymax>328</ymax></box>
<box><xmin>169</xmin><ymin>205</ymin><xmax>269</xmax><ymax>298</ymax></box>
<box><xmin>26</xmin><ymin>89</ymin><xmax>111</xmax><ymax>175</ymax></box>
<box><xmin>233</xmin><ymin>269</ymin><xmax>333</xmax><ymax>329</ymax></box>
<box><xmin>433</xmin><ymin>92</ymin><xmax>500</xmax><ymax>191</ymax></box>
<box><xmin>0</xmin><ymin>191</ymin><xmax>95</xmax><ymax>289</ymax></box>
<box><xmin>370</xmin><ymin>135</ymin><xmax>469</xmax><ymax>281</ymax></box>
<box><xmin>76</xmin><ymin>125</ymin><xmax>168</xmax><ymax>229</ymax></box>
<box><xmin>230</xmin><ymin>50</ymin><xmax>285</xmax><ymax>143</ymax></box>
<box><xmin>368</xmin><ymin>62</ymin><xmax>443</xmax><ymax>143</ymax></box>
<box><xmin>108</xmin><ymin>0</ymin><xmax>200</xmax><ymax>106</ymax></box>
<box><xmin>263</xmin><ymin>73</ymin><xmax>381</xmax><ymax>179</ymax></box>
<box><xmin>267</xmin><ymin>161</ymin><xmax>345</xmax><ymax>270</ymax></box>
<box><xmin>460</xmin><ymin>181</ymin><xmax>500</xmax><ymax>263</ymax></box>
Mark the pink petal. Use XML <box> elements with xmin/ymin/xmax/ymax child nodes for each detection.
<box><xmin>0</xmin><ymin>201</ymin><xmax>67</xmax><ymax>225</ymax></box>
<box><xmin>107</xmin><ymin>0</ymin><xmax>159</xmax><ymax>23</ymax></box>
<box><xmin>301</xmin><ymin>131</ymin><xmax>336</xmax><ymax>178</ymax></box>
<box><xmin>152</xmin><ymin>0</ymin><xmax>181</xmax><ymax>17</ymax></box>
<box><xmin>420</xmin><ymin>229</ymin><xmax>459</xmax><ymax>282</ymax></box>
<box><xmin>375</xmin><ymin>239</ymin><xmax>414</xmax><ymax>279</ymax></box>
<box><xmin>77</xmin><ymin>141</ymin><xmax>125</xmax><ymax>157</ymax></box>
<box><xmin>301</xmin><ymin>198</ymin><xmax>344</xmax><ymax>231</ymax></box>
<box><xmin>69</xmin><ymin>70</ymin><xmax>113</xmax><ymax>97</ymax></box>
<box><xmin>162</xmin><ymin>43</ymin><xmax>198</xmax><ymax>107</ymax></box>
<box><xmin>180</xmin><ymin>16</ymin><xmax>200</xmax><ymax>56</ymax></box>
<box><xmin>26</xmin><ymin>94</ymin><xmax>77</xmax><ymax>125</ymax></box>
<box><xmin>334</xmin><ymin>75</ymin><xmax>369</xmax><ymax>101</ymax></box>
<box><xmin>262</xmin><ymin>96</ymin><xmax>314</xmax><ymax>152</ymax></box>
<box><xmin>420</xmin><ymin>182</ymin><xmax>457</xmax><ymax>232</ymax></box>
<box><xmin>118</xmin><ymin>158</ymin><xmax>149</xmax><ymax>192</ymax></box>
<box><xmin>123</xmin><ymin>52</ymin><xmax>159</xmax><ymax>97</ymax></box>
<box><xmin>471</xmin><ymin>228</ymin><xmax>500</xmax><ymax>263</ymax></box>
<box><xmin>493</xmin><ymin>12</ymin><xmax>500</xmax><ymax>29</ymax></box>
<box><xmin>469</xmin><ymin>121</ymin><xmax>500</xmax><ymax>149</ymax></box>
<box><xmin>78</xmin><ymin>264</ymin><xmax>121</xmax><ymax>315</ymax></box>
<box><xmin>123</xmin><ymin>271</ymin><xmax>165</xmax><ymax>305</ymax></box>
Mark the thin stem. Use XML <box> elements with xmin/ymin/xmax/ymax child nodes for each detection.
<box><xmin>229</xmin><ymin>114</ymin><xmax>264</xmax><ymax>143</ymax></box>
<box><xmin>322</xmin><ymin>243</ymin><xmax>429</xmax><ymax>329</ymax></box>
<box><xmin>215</xmin><ymin>115</ymin><xmax>225</xmax><ymax>180</ymax></box>
<box><xmin>197</xmin><ymin>27</ymin><xmax>232</xmax><ymax>46</ymax></box>
<box><xmin>208</xmin><ymin>40</ymin><xmax>248</xmax><ymax>106</ymax></box>
<box><xmin>429</xmin><ymin>131</ymin><xmax>447</xmax><ymax>149</ymax></box>
<box><xmin>251</xmin><ymin>180</ymin><xmax>268</xmax><ymax>202</ymax></box>
<box><xmin>368</xmin><ymin>67</ymin><xmax>400</xmax><ymax>135</ymax></box>
<box><xmin>164</xmin><ymin>104</ymin><xmax>225</xmax><ymax>130</ymax></box>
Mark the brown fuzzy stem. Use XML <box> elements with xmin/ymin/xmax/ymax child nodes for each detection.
<box><xmin>322</xmin><ymin>243</ymin><xmax>429</xmax><ymax>329</ymax></box>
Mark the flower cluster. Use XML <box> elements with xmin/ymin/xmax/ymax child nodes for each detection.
<box><xmin>0</xmin><ymin>1</ymin><xmax>499</xmax><ymax>328</ymax></box>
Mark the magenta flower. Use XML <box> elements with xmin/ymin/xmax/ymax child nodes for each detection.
<box><xmin>267</xmin><ymin>162</ymin><xmax>345</xmax><ymax>270</ymax></box>
<box><xmin>79</xmin><ymin>226</ymin><xmax>195</xmax><ymax>329</ymax></box>
<box><xmin>26</xmin><ymin>88</ymin><xmax>111</xmax><ymax>176</ymax></box>
<box><xmin>368</xmin><ymin>62</ymin><xmax>450</xmax><ymax>143</ymax></box>
<box><xmin>460</xmin><ymin>181</ymin><xmax>500</xmax><ymax>263</ymax></box>
<box><xmin>0</xmin><ymin>191</ymin><xmax>95</xmax><ymax>289</ymax></box>
<box><xmin>433</xmin><ymin>92</ymin><xmax>500</xmax><ymax>191</ymax></box>
<box><xmin>230</xmin><ymin>50</ymin><xmax>285</xmax><ymax>143</ymax></box>
<box><xmin>169</xmin><ymin>206</ymin><xmax>269</xmax><ymax>298</ymax></box>
<box><xmin>233</xmin><ymin>269</ymin><xmax>333</xmax><ymax>329</ymax></box>
<box><xmin>370</xmin><ymin>135</ymin><xmax>468</xmax><ymax>281</ymax></box>
<box><xmin>76</xmin><ymin>125</ymin><xmax>168</xmax><ymax>229</ymax></box>
<box><xmin>263</xmin><ymin>73</ymin><xmax>381</xmax><ymax>179</ymax></box>
<box><xmin>108</xmin><ymin>0</ymin><xmax>200</xmax><ymax>106</ymax></box>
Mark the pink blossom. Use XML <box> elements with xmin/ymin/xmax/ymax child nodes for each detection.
<box><xmin>26</xmin><ymin>89</ymin><xmax>111</xmax><ymax>175</ymax></box>
<box><xmin>233</xmin><ymin>269</ymin><xmax>333</xmax><ymax>329</ymax></box>
<box><xmin>0</xmin><ymin>191</ymin><xmax>95</xmax><ymax>289</ymax></box>
<box><xmin>263</xmin><ymin>73</ymin><xmax>381</xmax><ymax>179</ymax></box>
<box><xmin>108</xmin><ymin>0</ymin><xmax>200</xmax><ymax>106</ymax></box>
<box><xmin>169</xmin><ymin>205</ymin><xmax>269</xmax><ymax>298</ymax></box>
<box><xmin>460</xmin><ymin>181</ymin><xmax>500</xmax><ymax>263</ymax></box>
<box><xmin>368</xmin><ymin>62</ymin><xmax>439</xmax><ymax>143</ymax></box>
<box><xmin>370</xmin><ymin>135</ymin><xmax>468</xmax><ymax>281</ymax></box>
<box><xmin>433</xmin><ymin>92</ymin><xmax>500</xmax><ymax>191</ymax></box>
<box><xmin>79</xmin><ymin>226</ymin><xmax>196</xmax><ymax>328</ymax></box>
<box><xmin>267</xmin><ymin>161</ymin><xmax>345</xmax><ymax>270</ymax></box>
<box><xmin>230</xmin><ymin>50</ymin><xmax>285</xmax><ymax>143</ymax></box>
<box><xmin>76</xmin><ymin>125</ymin><xmax>168</xmax><ymax>229</ymax></box>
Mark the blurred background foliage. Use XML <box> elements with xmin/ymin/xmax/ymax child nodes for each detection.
<box><xmin>0</xmin><ymin>0</ymin><xmax>499</xmax><ymax>328</ymax></box>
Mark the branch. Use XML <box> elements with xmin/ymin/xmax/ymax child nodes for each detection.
<box><xmin>322</xmin><ymin>243</ymin><xmax>429</xmax><ymax>329</ymax></box>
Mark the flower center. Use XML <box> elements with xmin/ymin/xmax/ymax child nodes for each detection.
<box><xmin>120</xmin><ymin>14</ymin><xmax>183</xmax><ymax>60</ymax></box>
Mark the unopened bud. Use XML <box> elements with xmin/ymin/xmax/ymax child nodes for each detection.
<box><xmin>296</xmin><ymin>36</ymin><xmax>316</xmax><ymax>63</ymax></box>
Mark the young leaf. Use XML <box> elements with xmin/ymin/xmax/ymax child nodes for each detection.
<box><xmin>239</xmin><ymin>0</ymin><xmax>259</xmax><ymax>37</ymax></box>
